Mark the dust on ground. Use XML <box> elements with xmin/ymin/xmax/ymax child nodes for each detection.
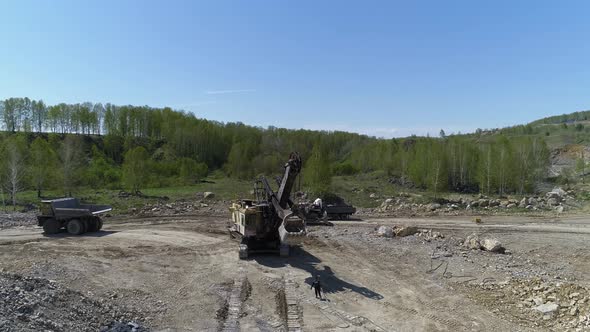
<box><xmin>1</xmin><ymin>211</ymin><xmax>590</xmax><ymax>331</ymax></box>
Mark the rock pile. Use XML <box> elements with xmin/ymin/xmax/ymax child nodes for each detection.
<box><xmin>0</xmin><ymin>272</ymin><xmax>148</xmax><ymax>332</ymax></box>
<box><xmin>475</xmin><ymin>278</ymin><xmax>590</xmax><ymax>330</ymax></box>
<box><xmin>0</xmin><ymin>211</ymin><xmax>37</xmax><ymax>229</ymax></box>
<box><xmin>132</xmin><ymin>199</ymin><xmax>226</xmax><ymax>216</ymax></box>
<box><xmin>376</xmin><ymin>225</ymin><xmax>440</xmax><ymax>240</ymax></box>
<box><xmin>375</xmin><ymin>187</ymin><xmax>576</xmax><ymax>216</ymax></box>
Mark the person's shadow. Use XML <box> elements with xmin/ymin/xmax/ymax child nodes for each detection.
<box><xmin>254</xmin><ymin>246</ymin><xmax>383</xmax><ymax>300</ymax></box>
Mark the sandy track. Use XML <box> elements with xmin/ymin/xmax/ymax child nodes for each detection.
<box><xmin>0</xmin><ymin>214</ymin><xmax>588</xmax><ymax>331</ymax></box>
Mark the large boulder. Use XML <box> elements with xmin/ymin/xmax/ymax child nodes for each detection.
<box><xmin>519</xmin><ymin>197</ymin><xmax>527</xmax><ymax>208</ymax></box>
<box><xmin>464</xmin><ymin>233</ymin><xmax>482</xmax><ymax>250</ymax></box>
<box><xmin>377</xmin><ymin>226</ymin><xmax>394</xmax><ymax>238</ymax></box>
<box><xmin>204</xmin><ymin>192</ymin><xmax>215</xmax><ymax>199</ymax></box>
<box><xmin>394</xmin><ymin>226</ymin><xmax>418</xmax><ymax>237</ymax></box>
<box><xmin>481</xmin><ymin>238</ymin><xmax>504</xmax><ymax>253</ymax></box>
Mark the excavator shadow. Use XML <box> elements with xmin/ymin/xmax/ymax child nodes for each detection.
<box><xmin>254</xmin><ymin>246</ymin><xmax>383</xmax><ymax>300</ymax></box>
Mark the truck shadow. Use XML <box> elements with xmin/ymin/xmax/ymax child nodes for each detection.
<box><xmin>43</xmin><ymin>230</ymin><xmax>119</xmax><ymax>238</ymax></box>
<box><xmin>254</xmin><ymin>246</ymin><xmax>383</xmax><ymax>300</ymax></box>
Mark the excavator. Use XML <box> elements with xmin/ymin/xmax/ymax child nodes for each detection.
<box><xmin>229</xmin><ymin>152</ymin><xmax>307</xmax><ymax>259</ymax></box>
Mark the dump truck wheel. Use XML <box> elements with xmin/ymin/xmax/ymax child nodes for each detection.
<box><xmin>43</xmin><ymin>219</ymin><xmax>61</xmax><ymax>234</ymax></box>
<box><xmin>97</xmin><ymin>218</ymin><xmax>103</xmax><ymax>231</ymax></box>
<box><xmin>86</xmin><ymin>218</ymin><xmax>99</xmax><ymax>232</ymax></box>
<box><xmin>66</xmin><ymin>219</ymin><xmax>84</xmax><ymax>235</ymax></box>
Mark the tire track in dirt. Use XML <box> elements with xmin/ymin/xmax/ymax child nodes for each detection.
<box><xmin>308</xmin><ymin>237</ymin><xmax>491</xmax><ymax>331</ymax></box>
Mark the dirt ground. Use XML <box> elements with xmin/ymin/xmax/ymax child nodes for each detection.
<box><xmin>1</xmin><ymin>213</ymin><xmax>590</xmax><ymax>331</ymax></box>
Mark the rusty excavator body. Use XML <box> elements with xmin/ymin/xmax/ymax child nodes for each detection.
<box><xmin>229</xmin><ymin>152</ymin><xmax>307</xmax><ymax>259</ymax></box>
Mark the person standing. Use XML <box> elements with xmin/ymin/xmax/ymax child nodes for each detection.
<box><xmin>311</xmin><ymin>275</ymin><xmax>322</xmax><ymax>299</ymax></box>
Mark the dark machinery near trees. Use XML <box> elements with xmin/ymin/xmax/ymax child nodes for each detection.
<box><xmin>37</xmin><ymin>198</ymin><xmax>112</xmax><ymax>235</ymax></box>
<box><xmin>298</xmin><ymin>197</ymin><xmax>356</xmax><ymax>223</ymax></box>
<box><xmin>229</xmin><ymin>152</ymin><xmax>307</xmax><ymax>259</ymax></box>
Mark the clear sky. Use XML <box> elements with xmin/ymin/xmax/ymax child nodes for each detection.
<box><xmin>2</xmin><ymin>1</ymin><xmax>590</xmax><ymax>137</ymax></box>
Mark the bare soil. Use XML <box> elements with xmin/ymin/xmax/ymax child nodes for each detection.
<box><xmin>1</xmin><ymin>212</ymin><xmax>589</xmax><ymax>331</ymax></box>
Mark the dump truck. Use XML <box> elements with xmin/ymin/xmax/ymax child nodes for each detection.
<box><xmin>298</xmin><ymin>197</ymin><xmax>356</xmax><ymax>222</ymax></box>
<box><xmin>37</xmin><ymin>198</ymin><xmax>112</xmax><ymax>235</ymax></box>
<box><xmin>325</xmin><ymin>202</ymin><xmax>356</xmax><ymax>220</ymax></box>
<box><xmin>229</xmin><ymin>152</ymin><xmax>307</xmax><ymax>259</ymax></box>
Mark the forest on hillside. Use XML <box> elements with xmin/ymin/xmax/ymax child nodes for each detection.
<box><xmin>0</xmin><ymin>97</ymin><xmax>551</xmax><ymax>205</ymax></box>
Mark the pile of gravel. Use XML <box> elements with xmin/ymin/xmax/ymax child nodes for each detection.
<box><xmin>0</xmin><ymin>272</ymin><xmax>149</xmax><ymax>331</ymax></box>
<box><xmin>0</xmin><ymin>211</ymin><xmax>37</xmax><ymax>229</ymax></box>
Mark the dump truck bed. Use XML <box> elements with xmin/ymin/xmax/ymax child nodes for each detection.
<box><xmin>40</xmin><ymin>198</ymin><xmax>112</xmax><ymax>220</ymax></box>
<box><xmin>325</xmin><ymin>204</ymin><xmax>356</xmax><ymax>219</ymax></box>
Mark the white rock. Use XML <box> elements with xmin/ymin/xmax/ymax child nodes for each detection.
<box><xmin>533</xmin><ymin>302</ymin><xmax>559</xmax><ymax>315</ymax></box>
<box><xmin>481</xmin><ymin>238</ymin><xmax>504</xmax><ymax>252</ymax></box>
<box><xmin>204</xmin><ymin>192</ymin><xmax>215</xmax><ymax>199</ymax></box>
<box><xmin>377</xmin><ymin>226</ymin><xmax>394</xmax><ymax>238</ymax></box>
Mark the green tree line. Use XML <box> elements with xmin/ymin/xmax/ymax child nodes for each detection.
<box><xmin>0</xmin><ymin>97</ymin><xmax>551</xmax><ymax>205</ymax></box>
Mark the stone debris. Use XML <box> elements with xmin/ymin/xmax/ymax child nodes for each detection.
<box><xmin>376</xmin><ymin>226</ymin><xmax>394</xmax><ymax>238</ymax></box>
<box><xmin>368</xmin><ymin>187</ymin><xmax>578</xmax><ymax>217</ymax></box>
<box><xmin>534</xmin><ymin>302</ymin><xmax>559</xmax><ymax>315</ymax></box>
<box><xmin>463</xmin><ymin>234</ymin><xmax>505</xmax><ymax>253</ymax></box>
<box><xmin>481</xmin><ymin>238</ymin><xmax>504</xmax><ymax>253</ymax></box>
<box><xmin>0</xmin><ymin>211</ymin><xmax>38</xmax><ymax>229</ymax></box>
<box><xmin>471</xmin><ymin>278</ymin><xmax>590</xmax><ymax>330</ymax></box>
<box><xmin>464</xmin><ymin>234</ymin><xmax>482</xmax><ymax>250</ymax></box>
<box><xmin>416</xmin><ymin>229</ymin><xmax>444</xmax><ymax>242</ymax></box>
<box><xmin>0</xmin><ymin>272</ymin><xmax>148</xmax><ymax>332</ymax></box>
<box><xmin>133</xmin><ymin>199</ymin><xmax>227</xmax><ymax>216</ymax></box>
<box><xmin>393</xmin><ymin>225</ymin><xmax>418</xmax><ymax>237</ymax></box>
<box><xmin>101</xmin><ymin>321</ymin><xmax>149</xmax><ymax>332</ymax></box>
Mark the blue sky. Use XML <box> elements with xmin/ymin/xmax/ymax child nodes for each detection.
<box><xmin>2</xmin><ymin>1</ymin><xmax>590</xmax><ymax>137</ymax></box>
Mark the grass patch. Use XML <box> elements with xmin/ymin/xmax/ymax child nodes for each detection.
<box><xmin>6</xmin><ymin>176</ymin><xmax>252</xmax><ymax>214</ymax></box>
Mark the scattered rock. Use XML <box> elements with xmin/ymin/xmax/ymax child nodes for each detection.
<box><xmin>481</xmin><ymin>238</ymin><xmax>504</xmax><ymax>253</ymax></box>
<box><xmin>204</xmin><ymin>192</ymin><xmax>215</xmax><ymax>199</ymax></box>
<box><xmin>533</xmin><ymin>302</ymin><xmax>559</xmax><ymax>315</ymax></box>
<box><xmin>376</xmin><ymin>226</ymin><xmax>394</xmax><ymax>238</ymax></box>
<box><xmin>428</xmin><ymin>203</ymin><xmax>441</xmax><ymax>211</ymax></box>
<box><xmin>394</xmin><ymin>226</ymin><xmax>418</xmax><ymax>237</ymax></box>
<box><xmin>464</xmin><ymin>233</ymin><xmax>482</xmax><ymax>250</ymax></box>
<box><xmin>0</xmin><ymin>272</ymin><xmax>149</xmax><ymax>331</ymax></box>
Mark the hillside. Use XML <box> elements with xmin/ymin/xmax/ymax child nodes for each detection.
<box><xmin>1</xmin><ymin>97</ymin><xmax>589</xmax><ymax>209</ymax></box>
